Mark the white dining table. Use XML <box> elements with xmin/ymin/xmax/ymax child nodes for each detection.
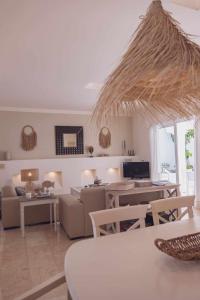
<box><xmin>65</xmin><ymin>217</ymin><xmax>200</xmax><ymax>300</ymax></box>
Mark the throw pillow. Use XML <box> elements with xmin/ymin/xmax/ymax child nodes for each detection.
<box><xmin>2</xmin><ymin>185</ymin><xmax>17</xmax><ymax>197</ymax></box>
<box><xmin>15</xmin><ymin>186</ymin><xmax>26</xmax><ymax>196</ymax></box>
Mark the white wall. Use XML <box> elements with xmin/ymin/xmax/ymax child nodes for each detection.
<box><xmin>0</xmin><ymin>111</ymin><xmax>133</xmax><ymax>160</ymax></box>
<box><xmin>158</xmin><ymin>128</ymin><xmax>176</xmax><ymax>170</ymax></box>
<box><xmin>0</xmin><ymin>0</ymin><xmax>200</xmax><ymax>112</ymax></box>
<box><xmin>132</xmin><ymin>113</ymin><xmax>151</xmax><ymax>162</ymax></box>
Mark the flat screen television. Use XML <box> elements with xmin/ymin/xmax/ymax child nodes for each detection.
<box><xmin>123</xmin><ymin>162</ymin><xmax>150</xmax><ymax>179</ymax></box>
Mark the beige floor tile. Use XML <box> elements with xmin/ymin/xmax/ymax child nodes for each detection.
<box><xmin>2</xmin><ymin>210</ymin><xmax>199</xmax><ymax>299</ymax></box>
<box><xmin>38</xmin><ymin>283</ymin><xmax>68</xmax><ymax>300</ymax></box>
<box><xmin>0</xmin><ymin>223</ymin><xmax>76</xmax><ymax>300</ymax></box>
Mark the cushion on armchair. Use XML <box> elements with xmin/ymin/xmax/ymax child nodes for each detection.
<box><xmin>1</xmin><ymin>185</ymin><xmax>17</xmax><ymax>197</ymax></box>
<box><xmin>15</xmin><ymin>186</ymin><xmax>26</xmax><ymax>196</ymax></box>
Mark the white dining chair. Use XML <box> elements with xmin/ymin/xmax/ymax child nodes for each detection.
<box><xmin>150</xmin><ymin>195</ymin><xmax>195</xmax><ymax>225</ymax></box>
<box><xmin>89</xmin><ymin>205</ymin><xmax>148</xmax><ymax>238</ymax></box>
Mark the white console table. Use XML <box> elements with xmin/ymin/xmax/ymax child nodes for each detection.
<box><xmin>105</xmin><ymin>183</ymin><xmax>180</xmax><ymax>209</ymax></box>
<box><xmin>20</xmin><ymin>197</ymin><xmax>59</xmax><ymax>237</ymax></box>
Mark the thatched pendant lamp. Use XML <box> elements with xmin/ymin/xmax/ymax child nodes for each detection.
<box><xmin>93</xmin><ymin>0</ymin><xmax>200</xmax><ymax>125</ymax></box>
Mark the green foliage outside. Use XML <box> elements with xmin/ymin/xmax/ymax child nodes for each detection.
<box><xmin>185</xmin><ymin>129</ymin><xmax>194</xmax><ymax>170</ymax></box>
<box><xmin>169</xmin><ymin>128</ymin><xmax>194</xmax><ymax>170</ymax></box>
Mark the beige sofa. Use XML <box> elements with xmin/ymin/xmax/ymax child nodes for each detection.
<box><xmin>1</xmin><ymin>186</ymin><xmax>51</xmax><ymax>229</ymax></box>
<box><xmin>59</xmin><ymin>187</ymin><xmax>106</xmax><ymax>239</ymax></box>
<box><xmin>1</xmin><ymin>185</ymin><xmax>161</xmax><ymax>237</ymax></box>
<box><xmin>59</xmin><ymin>187</ymin><xmax>162</xmax><ymax>239</ymax></box>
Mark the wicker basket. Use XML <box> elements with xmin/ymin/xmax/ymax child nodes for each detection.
<box><xmin>155</xmin><ymin>232</ymin><xmax>200</xmax><ymax>261</ymax></box>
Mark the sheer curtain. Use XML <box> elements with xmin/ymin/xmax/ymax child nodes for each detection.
<box><xmin>195</xmin><ymin>118</ymin><xmax>200</xmax><ymax>208</ymax></box>
<box><xmin>150</xmin><ymin>125</ymin><xmax>159</xmax><ymax>181</ymax></box>
<box><xmin>151</xmin><ymin>119</ymin><xmax>199</xmax><ymax>207</ymax></box>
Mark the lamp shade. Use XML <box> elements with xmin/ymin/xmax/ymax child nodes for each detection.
<box><xmin>92</xmin><ymin>0</ymin><xmax>200</xmax><ymax>125</ymax></box>
<box><xmin>21</xmin><ymin>169</ymin><xmax>39</xmax><ymax>182</ymax></box>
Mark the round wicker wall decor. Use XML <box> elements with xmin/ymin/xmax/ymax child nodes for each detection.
<box><xmin>99</xmin><ymin>127</ymin><xmax>111</xmax><ymax>149</ymax></box>
<box><xmin>21</xmin><ymin>125</ymin><xmax>37</xmax><ymax>151</ymax></box>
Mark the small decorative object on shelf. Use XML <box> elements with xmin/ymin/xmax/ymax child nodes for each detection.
<box><xmin>122</xmin><ymin>140</ymin><xmax>126</xmax><ymax>156</ymax></box>
<box><xmin>87</xmin><ymin>146</ymin><xmax>94</xmax><ymax>157</ymax></box>
<box><xmin>94</xmin><ymin>176</ymin><xmax>102</xmax><ymax>185</ymax></box>
<box><xmin>21</xmin><ymin>125</ymin><xmax>37</xmax><ymax>151</ymax></box>
<box><xmin>42</xmin><ymin>180</ymin><xmax>55</xmax><ymax>195</ymax></box>
<box><xmin>128</xmin><ymin>149</ymin><xmax>135</xmax><ymax>156</ymax></box>
<box><xmin>25</xmin><ymin>192</ymin><xmax>32</xmax><ymax>200</ymax></box>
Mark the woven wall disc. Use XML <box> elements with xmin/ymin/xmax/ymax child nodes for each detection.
<box><xmin>99</xmin><ymin>127</ymin><xmax>111</xmax><ymax>149</ymax></box>
<box><xmin>21</xmin><ymin>125</ymin><xmax>37</xmax><ymax>151</ymax></box>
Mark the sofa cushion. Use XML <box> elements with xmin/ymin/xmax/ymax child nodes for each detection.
<box><xmin>15</xmin><ymin>186</ymin><xmax>26</xmax><ymax>196</ymax></box>
<box><xmin>2</xmin><ymin>185</ymin><xmax>17</xmax><ymax>197</ymax></box>
<box><xmin>59</xmin><ymin>194</ymin><xmax>80</xmax><ymax>206</ymax></box>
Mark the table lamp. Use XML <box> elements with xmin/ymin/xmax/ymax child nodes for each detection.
<box><xmin>21</xmin><ymin>168</ymin><xmax>39</xmax><ymax>192</ymax></box>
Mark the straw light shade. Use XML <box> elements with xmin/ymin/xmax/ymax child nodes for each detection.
<box><xmin>93</xmin><ymin>0</ymin><xmax>200</xmax><ymax>125</ymax></box>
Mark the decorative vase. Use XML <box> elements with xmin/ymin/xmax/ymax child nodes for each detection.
<box><xmin>87</xmin><ymin>146</ymin><xmax>94</xmax><ymax>157</ymax></box>
<box><xmin>122</xmin><ymin>140</ymin><xmax>126</xmax><ymax>156</ymax></box>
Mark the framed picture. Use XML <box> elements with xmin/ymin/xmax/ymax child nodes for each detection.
<box><xmin>55</xmin><ymin>126</ymin><xmax>84</xmax><ymax>155</ymax></box>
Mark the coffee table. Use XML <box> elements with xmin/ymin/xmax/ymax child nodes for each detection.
<box><xmin>20</xmin><ymin>196</ymin><xmax>59</xmax><ymax>237</ymax></box>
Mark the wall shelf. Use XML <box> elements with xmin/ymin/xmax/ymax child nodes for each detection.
<box><xmin>0</xmin><ymin>156</ymin><xmax>139</xmax><ymax>193</ymax></box>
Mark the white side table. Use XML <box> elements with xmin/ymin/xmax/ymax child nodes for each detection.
<box><xmin>20</xmin><ymin>197</ymin><xmax>59</xmax><ymax>237</ymax></box>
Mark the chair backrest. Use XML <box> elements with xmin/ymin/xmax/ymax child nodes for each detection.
<box><xmin>150</xmin><ymin>196</ymin><xmax>195</xmax><ymax>225</ymax></box>
<box><xmin>89</xmin><ymin>205</ymin><xmax>148</xmax><ymax>238</ymax></box>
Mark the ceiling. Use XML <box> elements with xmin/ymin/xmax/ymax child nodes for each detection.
<box><xmin>172</xmin><ymin>0</ymin><xmax>200</xmax><ymax>10</ymax></box>
<box><xmin>0</xmin><ymin>0</ymin><xmax>200</xmax><ymax>113</ymax></box>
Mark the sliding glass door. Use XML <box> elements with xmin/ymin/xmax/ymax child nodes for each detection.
<box><xmin>156</xmin><ymin>120</ymin><xmax>195</xmax><ymax>195</ymax></box>
<box><xmin>157</xmin><ymin>126</ymin><xmax>177</xmax><ymax>184</ymax></box>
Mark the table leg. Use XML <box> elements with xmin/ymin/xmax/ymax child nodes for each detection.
<box><xmin>54</xmin><ymin>202</ymin><xmax>57</xmax><ymax>232</ymax></box>
<box><xmin>20</xmin><ymin>204</ymin><xmax>25</xmax><ymax>237</ymax></box>
<box><xmin>115</xmin><ymin>195</ymin><xmax>120</xmax><ymax>233</ymax></box>
<box><xmin>50</xmin><ymin>204</ymin><xmax>53</xmax><ymax>224</ymax></box>
<box><xmin>105</xmin><ymin>192</ymin><xmax>110</xmax><ymax>209</ymax></box>
<box><xmin>176</xmin><ymin>186</ymin><xmax>181</xmax><ymax>196</ymax></box>
<box><xmin>114</xmin><ymin>194</ymin><xmax>120</xmax><ymax>208</ymax></box>
<box><xmin>106</xmin><ymin>192</ymin><xmax>115</xmax><ymax>209</ymax></box>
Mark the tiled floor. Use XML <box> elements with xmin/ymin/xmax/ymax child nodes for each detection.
<box><xmin>1</xmin><ymin>208</ymin><xmax>200</xmax><ymax>300</ymax></box>
<box><xmin>0</xmin><ymin>223</ymin><xmax>76</xmax><ymax>300</ymax></box>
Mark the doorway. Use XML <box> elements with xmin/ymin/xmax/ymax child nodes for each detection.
<box><xmin>157</xmin><ymin>120</ymin><xmax>195</xmax><ymax>195</ymax></box>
